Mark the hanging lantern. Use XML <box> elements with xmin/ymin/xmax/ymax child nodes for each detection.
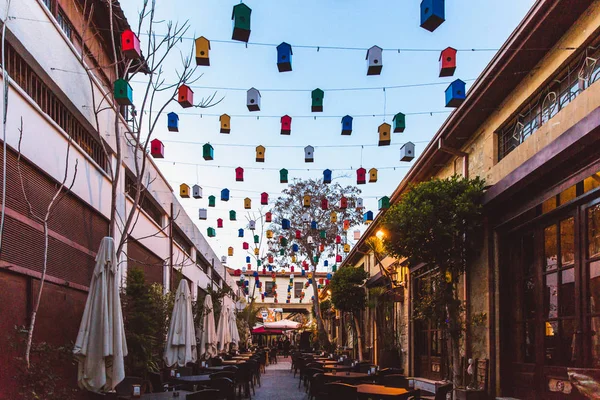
<box><xmin>357</xmin><ymin>168</ymin><xmax>366</xmax><ymax>185</ymax></box>
<box><xmin>321</xmin><ymin>198</ymin><xmax>329</xmax><ymax>210</ymax></box>
<box><xmin>167</xmin><ymin>112</ymin><xmax>179</xmax><ymax>132</ymax></box>
<box><xmin>291</xmin><ymin>266</ymin><xmax>295</xmax><ymax>273</ymax></box>
<box><xmin>179</xmin><ymin>183</ymin><xmax>190</xmax><ymax>198</ymax></box>
<box><xmin>221</xmin><ymin>188</ymin><xmax>230</xmax><ymax>201</ymax></box>
<box><xmin>280</xmin><ymin>168</ymin><xmax>289</xmax><ymax>183</ymax></box>
<box><xmin>400</xmin><ymin>142</ymin><xmax>415</xmax><ymax>162</ymax></box>
<box><xmin>208</xmin><ymin>195</ymin><xmax>216</xmax><ymax>207</ymax></box>
<box><xmin>177</xmin><ymin>84</ymin><xmax>194</xmax><ymax>108</ymax></box>
<box><xmin>445</xmin><ymin>79</ymin><xmax>466</xmax><ymax>107</ymax></box>
<box><xmin>194</xmin><ymin>36</ymin><xmax>210</xmax><ymax>66</ymax></box>
<box><xmin>369</xmin><ymin>168</ymin><xmax>378</xmax><ymax>183</ymax></box>
<box><xmin>344</xmin><ymin>244</ymin><xmax>350</xmax><ymax>253</ymax></box>
<box><xmin>378</xmin><ymin>123</ymin><xmax>391</xmax><ymax>146</ymax></box>
<box><xmin>219</xmin><ymin>114</ymin><xmax>231</xmax><ymax>134</ymax></box>
<box><xmin>217</xmin><ymin>218</ymin><xmax>223</xmax><ymax>228</ymax></box>
<box><xmin>230</xmin><ymin>210</ymin><xmax>237</xmax><ymax>221</ymax></box>
<box><xmin>228</xmin><ymin>247</ymin><xmax>234</xmax><ymax>256</ymax></box>
<box><xmin>420</xmin><ymin>0</ymin><xmax>445</xmax><ymax>32</ymax></box>
<box><xmin>301</xmin><ymin>270</ymin><xmax>306</xmax><ymax>276</ymax></box>
<box><xmin>311</xmin><ymin>88</ymin><xmax>324</xmax><ymax>112</ymax></box>
<box><xmin>244</xmin><ymin>198</ymin><xmax>252</xmax><ymax>209</ymax></box>
<box><xmin>199</xmin><ymin>208</ymin><xmax>208</xmax><ymax>220</ymax></box>
<box><xmin>323</xmin><ymin>169</ymin><xmax>332</xmax><ymax>184</ymax></box>
<box><xmin>265</xmin><ymin>212</ymin><xmax>272</xmax><ymax>222</ymax></box>
<box><xmin>121</xmin><ymin>29</ymin><xmax>141</xmax><ymax>59</ymax></box>
<box><xmin>304</xmin><ymin>146</ymin><xmax>314</xmax><ymax>163</ymax></box>
<box><xmin>246</xmin><ymin>87</ymin><xmax>261</xmax><ymax>112</ymax></box>
<box><xmin>238</xmin><ymin>228</ymin><xmax>244</xmax><ymax>237</ymax></box>
<box><xmin>276</xmin><ymin>42</ymin><xmax>293</xmax><ymax>72</ymax></box>
<box><xmin>203</xmin><ymin>143</ymin><xmax>214</xmax><ymax>160</ymax></box>
<box><xmin>281</xmin><ymin>115</ymin><xmax>292</xmax><ymax>135</ymax></box>
<box><xmin>262</xmin><ymin>267</ymin><xmax>267</xmax><ymax>274</ymax></box>
<box><xmin>282</xmin><ymin>219</ymin><xmax>291</xmax><ymax>229</ymax></box>
<box><xmin>231</xmin><ymin>3</ymin><xmax>252</xmax><ymax>42</ymax></box>
<box><xmin>192</xmin><ymin>185</ymin><xmax>202</xmax><ymax>199</ymax></box>
<box><xmin>366</xmin><ymin>45</ymin><xmax>383</xmax><ymax>76</ymax></box>
<box><xmin>261</xmin><ymin>192</ymin><xmax>269</xmax><ymax>205</ymax></box>
<box><xmin>379</xmin><ymin>196</ymin><xmax>390</xmax><ymax>210</ymax></box>
<box><xmin>393</xmin><ymin>112</ymin><xmax>406</xmax><ymax>133</ymax></box>
<box><xmin>243</xmin><ymin>242</ymin><xmax>249</xmax><ymax>250</ymax></box>
<box><xmin>150</xmin><ymin>139</ymin><xmax>164</xmax><ymax>158</ymax></box>
<box><xmin>341</xmin><ymin>115</ymin><xmax>353</xmax><ymax>135</ymax></box>
<box><xmin>253</xmin><ymin>145</ymin><xmax>266</xmax><ymax>163</ymax></box>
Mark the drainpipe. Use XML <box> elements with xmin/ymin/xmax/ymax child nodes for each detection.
<box><xmin>438</xmin><ymin>138</ymin><xmax>469</xmax><ymax>178</ymax></box>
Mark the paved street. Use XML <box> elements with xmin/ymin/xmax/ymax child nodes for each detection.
<box><xmin>254</xmin><ymin>357</ymin><xmax>306</xmax><ymax>400</ymax></box>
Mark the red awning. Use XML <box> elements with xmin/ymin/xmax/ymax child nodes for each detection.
<box><xmin>251</xmin><ymin>326</ymin><xmax>284</xmax><ymax>335</ymax></box>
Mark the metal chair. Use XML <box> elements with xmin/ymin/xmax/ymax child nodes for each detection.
<box><xmin>379</xmin><ymin>374</ymin><xmax>409</xmax><ymax>389</ymax></box>
<box><xmin>323</xmin><ymin>382</ymin><xmax>358</xmax><ymax>400</ymax></box>
<box><xmin>208</xmin><ymin>377</ymin><xmax>235</xmax><ymax>400</ymax></box>
<box><xmin>308</xmin><ymin>372</ymin><xmax>326</xmax><ymax>400</ymax></box>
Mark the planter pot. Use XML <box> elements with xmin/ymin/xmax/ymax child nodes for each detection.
<box><xmin>454</xmin><ymin>388</ymin><xmax>487</xmax><ymax>400</ymax></box>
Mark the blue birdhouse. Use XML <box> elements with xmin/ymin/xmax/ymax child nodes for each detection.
<box><xmin>238</xmin><ymin>228</ymin><xmax>244</xmax><ymax>237</ymax></box>
<box><xmin>301</xmin><ymin>270</ymin><xmax>306</xmax><ymax>276</ymax></box>
<box><xmin>246</xmin><ymin>256</ymin><xmax>251</xmax><ymax>263</ymax></box>
<box><xmin>292</xmin><ymin>243</ymin><xmax>299</xmax><ymax>252</ymax></box>
<box><xmin>167</xmin><ymin>112</ymin><xmax>179</xmax><ymax>132</ymax></box>
<box><xmin>311</xmin><ymin>221</ymin><xmax>317</xmax><ymax>230</ymax></box>
<box><xmin>323</xmin><ymin>169</ymin><xmax>332</xmax><ymax>184</ymax></box>
<box><xmin>363</xmin><ymin>211</ymin><xmax>374</xmax><ymax>224</ymax></box>
<box><xmin>445</xmin><ymin>79</ymin><xmax>466</xmax><ymax>108</ymax></box>
<box><xmin>324</xmin><ymin>261</ymin><xmax>329</xmax><ymax>267</ymax></box>
<box><xmin>420</xmin><ymin>0</ymin><xmax>445</xmax><ymax>32</ymax></box>
<box><xmin>341</xmin><ymin>115</ymin><xmax>353</xmax><ymax>135</ymax></box>
<box><xmin>253</xmin><ymin>271</ymin><xmax>259</xmax><ymax>277</ymax></box>
<box><xmin>276</xmin><ymin>42</ymin><xmax>293</xmax><ymax>72</ymax></box>
<box><xmin>326</xmin><ymin>273</ymin><xmax>332</xmax><ymax>279</ymax></box>
<box><xmin>221</xmin><ymin>188</ymin><xmax>230</xmax><ymax>201</ymax></box>
<box><xmin>282</xmin><ymin>219</ymin><xmax>291</xmax><ymax>229</ymax></box>
<box><xmin>268</xmin><ymin>265</ymin><xmax>273</xmax><ymax>272</ymax></box>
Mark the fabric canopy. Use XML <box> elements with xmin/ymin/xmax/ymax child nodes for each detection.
<box><xmin>73</xmin><ymin>237</ymin><xmax>127</xmax><ymax>392</ymax></box>
<box><xmin>164</xmin><ymin>280</ymin><xmax>197</xmax><ymax>367</ymax></box>
<box><xmin>251</xmin><ymin>326</ymin><xmax>284</xmax><ymax>335</ymax></box>
<box><xmin>229</xmin><ymin>309</ymin><xmax>240</xmax><ymax>347</ymax></box>
<box><xmin>264</xmin><ymin>319</ymin><xmax>302</xmax><ymax>330</ymax></box>
<box><xmin>216</xmin><ymin>308</ymin><xmax>232</xmax><ymax>352</ymax></box>
<box><xmin>197</xmin><ymin>293</ymin><xmax>217</xmax><ymax>359</ymax></box>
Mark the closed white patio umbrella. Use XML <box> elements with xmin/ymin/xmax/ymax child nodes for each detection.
<box><xmin>164</xmin><ymin>280</ymin><xmax>197</xmax><ymax>367</ymax></box>
<box><xmin>197</xmin><ymin>294</ymin><xmax>217</xmax><ymax>359</ymax></box>
<box><xmin>73</xmin><ymin>237</ymin><xmax>127</xmax><ymax>392</ymax></box>
<box><xmin>229</xmin><ymin>309</ymin><xmax>240</xmax><ymax>348</ymax></box>
<box><xmin>216</xmin><ymin>308</ymin><xmax>232</xmax><ymax>352</ymax></box>
<box><xmin>264</xmin><ymin>319</ymin><xmax>301</xmax><ymax>330</ymax></box>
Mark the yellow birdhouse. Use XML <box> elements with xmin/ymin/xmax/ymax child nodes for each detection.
<box><xmin>180</xmin><ymin>183</ymin><xmax>190</xmax><ymax>198</ymax></box>
<box><xmin>244</xmin><ymin>198</ymin><xmax>252</xmax><ymax>209</ymax></box>
<box><xmin>256</xmin><ymin>145</ymin><xmax>265</xmax><ymax>162</ymax></box>
<box><xmin>292</xmin><ymin>255</ymin><xmax>297</xmax><ymax>262</ymax></box>
<box><xmin>228</xmin><ymin>246</ymin><xmax>234</xmax><ymax>256</ymax></box>
<box><xmin>369</xmin><ymin>168</ymin><xmax>378</xmax><ymax>183</ymax></box>
<box><xmin>344</xmin><ymin>243</ymin><xmax>350</xmax><ymax>253</ymax></box>
<box><xmin>254</xmin><ymin>247</ymin><xmax>260</xmax><ymax>255</ymax></box>
<box><xmin>330</xmin><ymin>211</ymin><xmax>338</xmax><ymax>223</ymax></box>
<box><xmin>266</xmin><ymin>230</ymin><xmax>273</xmax><ymax>239</ymax></box>
<box><xmin>195</xmin><ymin>36</ymin><xmax>210</xmax><ymax>66</ymax></box>
<box><xmin>303</xmin><ymin>195</ymin><xmax>311</xmax><ymax>207</ymax></box>
<box><xmin>378</xmin><ymin>122</ymin><xmax>391</xmax><ymax>146</ymax></box>
<box><xmin>220</xmin><ymin>114</ymin><xmax>231</xmax><ymax>134</ymax></box>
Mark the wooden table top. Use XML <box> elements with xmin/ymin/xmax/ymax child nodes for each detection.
<box><xmin>315</xmin><ymin>360</ymin><xmax>339</xmax><ymax>365</ymax></box>
<box><xmin>231</xmin><ymin>356</ymin><xmax>250</xmax><ymax>360</ymax></box>
<box><xmin>323</xmin><ymin>364</ymin><xmax>353</xmax><ymax>370</ymax></box>
<box><xmin>120</xmin><ymin>390</ymin><xmax>193</xmax><ymax>399</ymax></box>
<box><xmin>172</xmin><ymin>375</ymin><xmax>211</xmax><ymax>383</ymax></box>
<box><xmin>221</xmin><ymin>360</ymin><xmax>243</xmax><ymax>365</ymax></box>
<box><xmin>324</xmin><ymin>372</ymin><xmax>370</xmax><ymax>379</ymax></box>
<box><xmin>356</xmin><ymin>384</ymin><xmax>409</xmax><ymax>396</ymax></box>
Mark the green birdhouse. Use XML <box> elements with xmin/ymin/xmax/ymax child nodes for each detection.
<box><xmin>311</xmin><ymin>88</ymin><xmax>324</xmax><ymax>112</ymax></box>
<box><xmin>393</xmin><ymin>112</ymin><xmax>406</xmax><ymax>133</ymax></box>
<box><xmin>280</xmin><ymin>168</ymin><xmax>288</xmax><ymax>183</ymax></box>
<box><xmin>231</xmin><ymin>3</ymin><xmax>251</xmax><ymax>42</ymax></box>
<box><xmin>207</xmin><ymin>227</ymin><xmax>216</xmax><ymax>237</ymax></box>
<box><xmin>257</xmin><ymin>260</ymin><xmax>262</xmax><ymax>267</ymax></box>
<box><xmin>332</xmin><ymin>264</ymin><xmax>337</xmax><ymax>272</ymax></box>
<box><xmin>229</xmin><ymin>210</ymin><xmax>237</xmax><ymax>221</ymax></box>
<box><xmin>281</xmin><ymin>237</ymin><xmax>288</xmax><ymax>247</ymax></box>
<box><xmin>313</xmin><ymin>255</ymin><xmax>319</xmax><ymax>263</ymax></box>
<box><xmin>319</xmin><ymin>230</ymin><xmax>326</xmax><ymax>239</ymax></box>
<box><xmin>280</xmin><ymin>249</ymin><xmax>285</xmax><ymax>256</ymax></box>
<box><xmin>114</xmin><ymin>79</ymin><xmax>132</xmax><ymax>106</ymax></box>
<box><xmin>203</xmin><ymin>143</ymin><xmax>214</xmax><ymax>160</ymax></box>
<box><xmin>208</xmin><ymin>195</ymin><xmax>216</xmax><ymax>207</ymax></box>
<box><xmin>254</xmin><ymin>235</ymin><xmax>259</xmax><ymax>244</ymax></box>
<box><xmin>379</xmin><ymin>196</ymin><xmax>390</xmax><ymax>210</ymax></box>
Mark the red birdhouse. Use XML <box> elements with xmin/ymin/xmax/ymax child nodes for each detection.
<box><xmin>243</xmin><ymin>242</ymin><xmax>249</xmax><ymax>250</ymax></box>
<box><xmin>357</xmin><ymin>167</ymin><xmax>366</xmax><ymax>185</ymax></box>
<box><xmin>321</xmin><ymin>198</ymin><xmax>328</xmax><ymax>210</ymax></box>
<box><xmin>340</xmin><ymin>196</ymin><xmax>348</xmax><ymax>209</ymax></box>
<box><xmin>319</xmin><ymin>278</ymin><xmax>324</xmax><ymax>285</ymax></box>
<box><xmin>295</xmin><ymin>230</ymin><xmax>301</xmax><ymax>239</ymax></box>
<box><xmin>325</xmin><ymin>279</ymin><xmax>330</xmax><ymax>285</ymax></box>
<box><xmin>178</xmin><ymin>84</ymin><xmax>194</xmax><ymax>108</ymax></box>
<box><xmin>336</xmin><ymin>235</ymin><xmax>341</xmax><ymax>244</ymax></box>
<box><xmin>261</xmin><ymin>192</ymin><xmax>269</xmax><ymax>205</ymax></box>
<box><xmin>150</xmin><ymin>139</ymin><xmax>164</xmax><ymax>158</ymax></box>
<box><xmin>262</xmin><ymin>267</ymin><xmax>267</xmax><ymax>274</ymax></box>
<box><xmin>439</xmin><ymin>47</ymin><xmax>457</xmax><ymax>77</ymax></box>
<box><xmin>121</xmin><ymin>30</ymin><xmax>141</xmax><ymax>59</ymax></box>
<box><xmin>290</xmin><ymin>265</ymin><xmax>295</xmax><ymax>272</ymax></box>
<box><xmin>268</xmin><ymin>255</ymin><xmax>274</xmax><ymax>263</ymax></box>
<box><xmin>336</xmin><ymin>255</ymin><xmax>342</xmax><ymax>262</ymax></box>
<box><xmin>234</xmin><ymin>269</ymin><xmax>241</xmax><ymax>276</ymax></box>
<box><xmin>217</xmin><ymin>218</ymin><xmax>223</xmax><ymax>228</ymax></box>
<box><xmin>265</xmin><ymin>212</ymin><xmax>272</xmax><ymax>222</ymax></box>
<box><xmin>319</xmin><ymin>244</ymin><xmax>325</xmax><ymax>252</ymax></box>
<box><xmin>281</xmin><ymin>115</ymin><xmax>292</xmax><ymax>135</ymax></box>
<box><xmin>236</xmin><ymin>167</ymin><xmax>244</xmax><ymax>182</ymax></box>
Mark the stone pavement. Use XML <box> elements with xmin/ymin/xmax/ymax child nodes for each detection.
<box><xmin>253</xmin><ymin>356</ymin><xmax>307</xmax><ymax>400</ymax></box>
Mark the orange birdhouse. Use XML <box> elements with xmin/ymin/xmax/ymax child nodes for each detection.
<box><xmin>236</xmin><ymin>167</ymin><xmax>244</xmax><ymax>182</ymax></box>
<box><xmin>195</xmin><ymin>36</ymin><xmax>211</xmax><ymax>66</ymax></box>
<box><xmin>220</xmin><ymin>114</ymin><xmax>231</xmax><ymax>134</ymax></box>
<box><xmin>281</xmin><ymin>115</ymin><xmax>292</xmax><ymax>135</ymax></box>
<box><xmin>369</xmin><ymin>168</ymin><xmax>378</xmax><ymax>183</ymax></box>
<box><xmin>439</xmin><ymin>47</ymin><xmax>457</xmax><ymax>77</ymax></box>
<box><xmin>228</xmin><ymin>247</ymin><xmax>234</xmax><ymax>256</ymax></box>
<box><xmin>256</xmin><ymin>145</ymin><xmax>265</xmax><ymax>162</ymax></box>
<box><xmin>179</xmin><ymin>183</ymin><xmax>190</xmax><ymax>198</ymax></box>
<box><xmin>178</xmin><ymin>85</ymin><xmax>194</xmax><ymax>108</ymax></box>
<box><xmin>244</xmin><ymin>198</ymin><xmax>251</xmax><ymax>209</ymax></box>
<box><xmin>261</xmin><ymin>192</ymin><xmax>269</xmax><ymax>205</ymax></box>
<box><xmin>303</xmin><ymin>195</ymin><xmax>311</xmax><ymax>208</ymax></box>
<box><xmin>343</xmin><ymin>220</ymin><xmax>350</xmax><ymax>231</ymax></box>
<box><xmin>378</xmin><ymin>123</ymin><xmax>391</xmax><ymax>146</ymax></box>
<box><xmin>150</xmin><ymin>139</ymin><xmax>164</xmax><ymax>158</ymax></box>
<box><xmin>357</xmin><ymin>168</ymin><xmax>366</xmax><ymax>185</ymax></box>
<box><xmin>121</xmin><ymin>30</ymin><xmax>141</xmax><ymax>59</ymax></box>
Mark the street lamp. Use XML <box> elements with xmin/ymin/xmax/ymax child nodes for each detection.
<box><xmin>375</xmin><ymin>230</ymin><xmax>385</xmax><ymax>240</ymax></box>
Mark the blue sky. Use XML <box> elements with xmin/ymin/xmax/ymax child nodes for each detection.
<box><xmin>121</xmin><ymin>0</ymin><xmax>534</xmax><ymax>269</ymax></box>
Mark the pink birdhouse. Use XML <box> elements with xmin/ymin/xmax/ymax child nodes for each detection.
<box><xmin>340</xmin><ymin>196</ymin><xmax>348</xmax><ymax>209</ymax></box>
<box><xmin>357</xmin><ymin>168</ymin><xmax>366</xmax><ymax>185</ymax></box>
<box><xmin>150</xmin><ymin>139</ymin><xmax>164</xmax><ymax>158</ymax></box>
<box><xmin>336</xmin><ymin>255</ymin><xmax>342</xmax><ymax>262</ymax></box>
<box><xmin>295</xmin><ymin>230</ymin><xmax>301</xmax><ymax>239</ymax></box>
<box><xmin>178</xmin><ymin>84</ymin><xmax>194</xmax><ymax>108</ymax></box>
<box><xmin>335</xmin><ymin>235</ymin><xmax>341</xmax><ymax>244</ymax></box>
<box><xmin>321</xmin><ymin>198</ymin><xmax>328</xmax><ymax>210</ymax></box>
<box><xmin>217</xmin><ymin>218</ymin><xmax>223</xmax><ymax>228</ymax></box>
<box><xmin>261</xmin><ymin>192</ymin><xmax>269</xmax><ymax>205</ymax></box>
<box><xmin>236</xmin><ymin>167</ymin><xmax>244</xmax><ymax>182</ymax></box>
<box><xmin>281</xmin><ymin>115</ymin><xmax>292</xmax><ymax>135</ymax></box>
<box><xmin>439</xmin><ymin>47</ymin><xmax>457</xmax><ymax>77</ymax></box>
<box><xmin>121</xmin><ymin>30</ymin><xmax>141</xmax><ymax>59</ymax></box>
<box><xmin>243</xmin><ymin>242</ymin><xmax>249</xmax><ymax>250</ymax></box>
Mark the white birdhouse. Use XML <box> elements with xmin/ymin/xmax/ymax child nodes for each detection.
<box><xmin>307</xmin><ymin>236</ymin><xmax>314</xmax><ymax>244</ymax></box>
<box><xmin>192</xmin><ymin>184</ymin><xmax>202</xmax><ymax>199</ymax></box>
<box><xmin>199</xmin><ymin>208</ymin><xmax>207</xmax><ymax>220</ymax></box>
<box><xmin>366</xmin><ymin>45</ymin><xmax>383</xmax><ymax>76</ymax></box>
<box><xmin>354</xmin><ymin>230</ymin><xmax>361</xmax><ymax>240</ymax></box>
<box><xmin>356</xmin><ymin>198</ymin><xmax>364</xmax><ymax>209</ymax></box>
<box><xmin>302</xmin><ymin>213</ymin><xmax>310</xmax><ymax>223</ymax></box>
<box><xmin>249</xmin><ymin>220</ymin><xmax>256</xmax><ymax>230</ymax></box>
<box><xmin>400</xmin><ymin>141</ymin><xmax>415</xmax><ymax>162</ymax></box>
<box><xmin>221</xmin><ymin>256</ymin><xmax>227</xmax><ymax>263</ymax></box>
<box><xmin>247</xmin><ymin>87</ymin><xmax>261</xmax><ymax>111</ymax></box>
<box><xmin>304</xmin><ymin>145</ymin><xmax>314</xmax><ymax>163</ymax></box>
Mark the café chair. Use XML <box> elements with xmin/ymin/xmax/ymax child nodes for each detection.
<box><xmin>186</xmin><ymin>389</ymin><xmax>222</xmax><ymax>400</ymax></box>
<box><xmin>114</xmin><ymin>376</ymin><xmax>144</xmax><ymax>397</ymax></box>
<box><xmin>377</xmin><ymin>368</ymin><xmax>404</xmax><ymax>376</ymax></box>
<box><xmin>308</xmin><ymin>372</ymin><xmax>326</xmax><ymax>400</ymax></box>
<box><xmin>209</xmin><ymin>377</ymin><xmax>235</xmax><ymax>400</ymax></box>
<box><xmin>379</xmin><ymin>374</ymin><xmax>409</xmax><ymax>389</ymax></box>
<box><xmin>323</xmin><ymin>382</ymin><xmax>358</xmax><ymax>400</ymax></box>
<box><xmin>419</xmin><ymin>383</ymin><xmax>452</xmax><ymax>400</ymax></box>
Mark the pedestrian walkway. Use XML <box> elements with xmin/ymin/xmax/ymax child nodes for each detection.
<box><xmin>254</xmin><ymin>356</ymin><xmax>306</xmax><ymax>400</ymax></box>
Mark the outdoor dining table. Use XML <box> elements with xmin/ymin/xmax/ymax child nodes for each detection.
<box><xmin>200</xmin><ymin>365</ymin><xmax>229</xmax><ymax>371</ymax></box>
<box><xmin>323</xmin><ymin>364</ymin><xmax>353</xmax><ymax>371</ymax></box>
<box><xmin>315</xmin><ymin>360</ymin><xmax>339</xmax><ymax>365</ymax></box>
<box><xmin>172</xmin><ymin>374</ymin><xmax>211</xmax><ymax>384</ymax></box>
<box><xmin>356</xmin><ymin>384</ymin><xmax>409</xmax><ymax>396</ymax></box>
<box><xmin>232</xmin><ymin>356</ymin><xmax>250</xmax><ymax>360</ymax></box>
<box><xmin>222</xmin><ymin>360</ymin><xmax>244</xmax><ymax>365</ymax></box>
<box><xmin>119</xmin><ymin>390</ymin><xmax>193</xmax><ymax>399</ymax></box>
<box><xmin>323</xmin><ymin>372</ymin><xmax>371</xmax><ymax>382</ymax></box>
